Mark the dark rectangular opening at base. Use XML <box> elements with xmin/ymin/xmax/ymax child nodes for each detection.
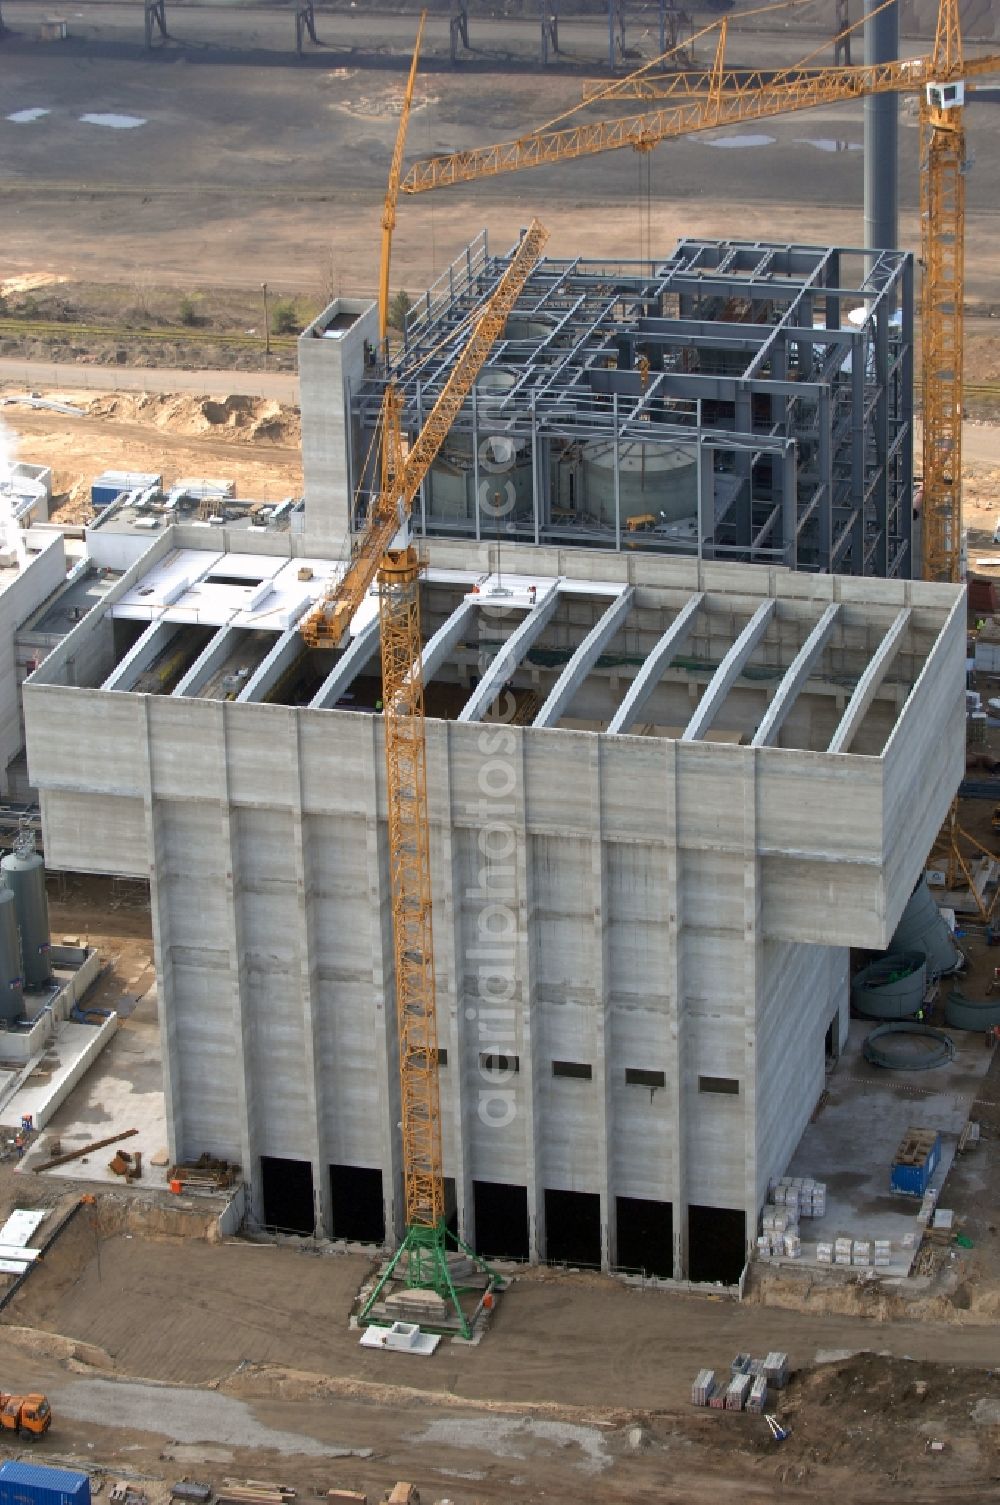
<box><xmin>260</xmin><ymin>1155</ymin><xmax>314</xmax><ymax>1236</ymax></box>
<box><xmin>330</xmin><ymin>1163</ymin><xmax>385</xmax><ymax>1243</ymax></box>
<box><xmin>443</xmin><ymin>1176</ymin><xmax>458</xmax><ymax>1239</ymax></box>
<box><xmin>616</xmin><ymin>1195</ymin><xmax>673</xmax><ymax>1278</ymax></box>
<box><xmin>688</xmin><ymin>1204</ymin><xmax>746</xmax><ymax>1285</ymax></box>
<box><xmin>474</xmin><ymin>1179</ymin><xmax>529</xmax><ymax>1261</ymax></box>
<box><xmin>545</xmin><ymin>1188</ymin><xmax>601</xmax><ymax>1269</ymax></box>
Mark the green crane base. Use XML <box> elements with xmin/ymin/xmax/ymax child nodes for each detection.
<box><xmin>359</xmin><ymin>1219</ymin><xmax>501</xmax><ymax>1340</ymax></box>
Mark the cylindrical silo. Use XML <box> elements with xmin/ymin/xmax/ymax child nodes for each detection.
<box><xmin>0</xmin><ymin>887</ymin><xmax>24</xmax><ymax>1025</ymax></box>
<box><xmin>890</xmin><ymin>875</ymin><xmax>963</xmax><ymax>980</ymax></box>
<box><xmin>1</xmin><ymin>842</ymin><xmax>52</xmax><ymax>988</ymax></box>
<box><xmin>503</xmin><ymin>315</ymin><xmax>559</xmax><ymax>344</ymax></box>
<box><xmin>428</xmin><ymin>371</ymin><xmax>532</xmax><ymax>523</ymax></box>
<box><xmin>580</xmin><ymin>439</ymin><xmax>697</xmax><ymax>527</ymax></box>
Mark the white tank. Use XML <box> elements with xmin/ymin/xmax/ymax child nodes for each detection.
<box><xmin>580</xmin><ymin>439</ymin><xmax>697</xmax><ymax>527</ymax></box>
<box><xmin>428</xmin><ymin>372</ymin><xmax>532</xmax><ymax>522</ymax></box>
<box><xmin>503</xmin><ymin>315</ymin><xmax>560</xmax><ymax>343</ymax></box>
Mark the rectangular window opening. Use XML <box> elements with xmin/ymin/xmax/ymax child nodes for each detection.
<box><xmin>436</xmin><ymin>1047</ymin><xmax>448</xmax><ymax>1066</ymax></box>
<box><xmin>698</xmin><ymin>1075</ymin><xmax>740</xmax><ymax>1096</ymax></box>
<box><xmin>552</xmin><ymin>1060</ymin><xmax>592</xmax><ymax>1080</ymax></box>
<box><xmin>626</xmin><ymin>1067</ymin><xmax>666</xmax><ymax>1089</ymax></box>
<box><xmin>480</xmin><ymin>1052</ymin><xmax>519</xmax><ymax>1073</ymax></box>
<box><xmin>207</xmin><ymin>572</ymin><xmax>265</xmax><ymax>589</ymax></box>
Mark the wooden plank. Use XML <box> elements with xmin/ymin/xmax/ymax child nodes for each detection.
<box><xmin>32</xmin><ymin>1128</ymin><xmax>138</xmax><ymax>1172</ymax></box>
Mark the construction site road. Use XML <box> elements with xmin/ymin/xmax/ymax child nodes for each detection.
<box><xmin>5</xmin><ymin>1244</ymin><xmax>1000</xmax><ymax>1505</ymax></box>
<box><xmin>0</xmin><ymin>359</ymin><xmax>298</xmax><ymax>400</ymax></box>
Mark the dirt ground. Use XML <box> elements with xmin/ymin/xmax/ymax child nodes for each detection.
<box><xmin>1</xmin><ymin>5</ymin><xmax>999</xmax><ymax>326</ymax></box>
<box><xmin>2</xmin><ymin>387</ymin><xmax>303</xmax><ymax>521</ymax></box>
<box><xmin>0</xmin><ymin>870</ymin><xmax>992</xmax><ymax>1501</ymax></box>
<box><xmin>5</xmin><ymin>1215</ymin><xmax>1000</xmax><ymax>1504</ymax></box>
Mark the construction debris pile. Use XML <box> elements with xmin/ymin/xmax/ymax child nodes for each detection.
<box><xmin>167</xmin><ymin>1155</ymin><xmax>238</xmax><ymax>1194</ymax></box>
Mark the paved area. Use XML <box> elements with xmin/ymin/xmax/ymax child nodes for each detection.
<box><xmin>0</xmin><ymin>360</ymin><xmax>298</xmax><ymax>399</ymax></box>
<box><xmin>771</xmin><ymin>1017</ymin><xmax>991</xmax><ymax>1277</ymax></box>
<box><xmin>19</xmin><ymin>988</ymin><xmax>169</xmax><ymax>1187</ymax></box>
<box><xmin>52</xmin><ymin>1376</ymin><xmax>367</xmax><ymax>1456</ymax></box>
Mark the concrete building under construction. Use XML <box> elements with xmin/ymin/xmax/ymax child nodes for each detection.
<box><xmin>21</xmin><ymin>234</ymin><xmax>961</xmax><ymax>1283</ymax></box>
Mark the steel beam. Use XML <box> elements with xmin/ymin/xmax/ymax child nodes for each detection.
<box><xmin>237</xmin><ymin>627</ymin><xmax>302</xmax><ymax>704</ymax></box>
<box><xmin>751</xmin><ymin>604</ymin><xmax>841</xmax><ymax>748</ymax></box>
<box><xmin>533</xmin><ymin>587</ymin><xmax>634</xmax><ymax>729</ymax></box>
<box><xmin>827</xmin><ymin>607</ymin><xmax>911</xmax><ymax>755</ymax></box>
<box><xmin>682</xmin><ymin>599</ymin><xmax>776</xmax><ymax>742</ymax></box>
<box><xmin>310</xmin><ymin>613</ymin><xmax>381</xmax><ymax>709</ymax></box>
<box><xmin>457</xmin><ymin>587</ymin><xmax>561</xmax><ymax>723</ymax></box>
<box><xmin>173</xmin><ymin>623</ymin><xmax>243</xmax><ymax>698</ymax></box>
<box><xmin>415</xmin><ymin>596</ymin><xmax>478</xmax><ymax>686</ymax></box>
<box><xmin>606</xmin><ymin>593</ymin><xmax>703</xmax><ymax>735</ymax></box>
<box><xmin>102</xmin><ymin>619</ymin><xmax>175</xmax><ymax>692</ymax></box>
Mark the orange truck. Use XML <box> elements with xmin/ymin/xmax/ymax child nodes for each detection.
<box><xmin>0</xmin><ymin>1394</ymin><xmax>51</xmax><ymax>1438</ymax></box>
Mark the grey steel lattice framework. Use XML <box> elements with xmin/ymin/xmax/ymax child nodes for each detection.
<box><xmin>351</xmin><ymin>234</ymin><xmax>914</xmax><ymax>579</ymax></box>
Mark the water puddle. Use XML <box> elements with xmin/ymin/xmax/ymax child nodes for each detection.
<box><xmin>704</xmin><ymin>132</ymin><xmax>775</xmax><ymax>148</ymax></box>
<box><xmin>6</xmin><ymin>109</ymin><xmax>50</xmax><ymax>124</ymax></box>
<box><xmin>796</xmin><ymin>137</ymin><xmax>863</xmax><ymax>152</ymax></box>
<box><xmin>79</xmin><ymin>113</ymin><xmax>147</xmax><ymax>129</ymax></box>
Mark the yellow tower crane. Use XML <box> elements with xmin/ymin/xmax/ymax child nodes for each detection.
<box><xmin>378</xmin><ymin>10</ymin><xmax>427</xmax><ymax>346</ymax></box>
<box><xmin>398</xmin><ymin>0</ymin><xmax>999</xmax><ymax>585</ymax></box>
<box><xmin>301</xmin><ymin>219</ymin><xmax>550</xmax><ymax>1335</ymax></box>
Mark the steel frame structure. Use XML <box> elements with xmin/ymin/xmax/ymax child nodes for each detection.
<box><xmin>352</xmin><ymin>234</ymin><xmax>914</xmax><ymax>578</ymax></box>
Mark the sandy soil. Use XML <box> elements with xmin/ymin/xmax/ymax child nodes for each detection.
<box><xmin>1</xmin><ymin>6</ymin><xmax>999</xmax><ymax>318</ymax></box>
<box><xmin>1</xmin><ymin>1216</ymin><xmax>1000</xmax><ymax>1503</ymax></box>
<box><xmin>2</xmin><ymin>387</ymin><xmax>303</xmax><ymax>521</ymax></box>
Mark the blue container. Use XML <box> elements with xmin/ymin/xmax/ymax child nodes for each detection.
<box><xmin>0</xmin><ymin>1463</ymin><xmax>91</xmax><ymax>1505</ymax></box>
<box><xmin>890</xmin><ymin>1132</ymin><xmax>941</xmax><ymax>1196</ymax></box>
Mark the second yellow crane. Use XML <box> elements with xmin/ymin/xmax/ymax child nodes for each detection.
<box><xmin>396</xmin><ymin>0</ymin><xmax>998</xmax><ymax>586</ymax></box>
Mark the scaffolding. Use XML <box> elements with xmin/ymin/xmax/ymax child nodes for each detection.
<box><xmin>352</xmin><ymin>234</ymin><xmax>914</xmax><ymax>578</ymax></box>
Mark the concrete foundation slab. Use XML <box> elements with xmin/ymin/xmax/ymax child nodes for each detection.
<box><xmin>6</xmin><ymin>1016</ymin><xmax>118</xmax><ymax>1131</ymax></box>
<box><xmin>760</xmin><ymin>1017</ymin><xmax>991</xmax><ymax>1278</ymax></box>
<box><xmin>18</xmin><ymin>987</ymin><xmax>168</xmax><ymax>1185</ymax></box>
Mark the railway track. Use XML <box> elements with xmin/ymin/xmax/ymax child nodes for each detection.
<box><xmin>0</xmin><ymin>316</ymin><xmax>297</xmax><ymax>351</ymax></box>
<box><xmin>0</xmin><ymin>317</ymin><xmax>998</xmax><ymax>400</ymax></box>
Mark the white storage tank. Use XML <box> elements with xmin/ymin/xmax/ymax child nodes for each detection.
<box><xmin>503</xmin><ymin>315</ymin><xmax>559</xmax><ymax>343</ymax></box>
<box><xmin>428</xmin><ymin>372</ymin><xmax>532</xmax><ymax>522</ymax></box>
<box><xmin>580</xmin><ymin>439</ymin><xmax>697</xmax><ymax>527</ymax></box>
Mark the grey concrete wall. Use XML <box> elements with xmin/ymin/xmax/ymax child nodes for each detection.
<box><xmin>24</xmin><ymin>668</ymin><xmax>960</xmax><ymax>1273</ymax></box>
<box><xmin>0</xmin><ymin>536</ymin><xmax>66</xmax><ymax>793</ymax></box>
<box><xmin>298</xmin><ymin>298</ymin><xmax>378</xmax><ymax>553</ymax></box>
<box><xmin>22</xmin><ymin>532</ymin><xmax>964</xmax><ymax>1274</ymax></box>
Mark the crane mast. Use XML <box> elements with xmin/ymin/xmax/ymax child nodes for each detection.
<box><xmin>302</xmin><ymin>221</ymin><xmax>550</xmax><ymax>1335</ymax></box>
<box><xmin>921</xmin><ymin>0</ymin><xmax>966</xmax><ymax>584</ymax></box>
